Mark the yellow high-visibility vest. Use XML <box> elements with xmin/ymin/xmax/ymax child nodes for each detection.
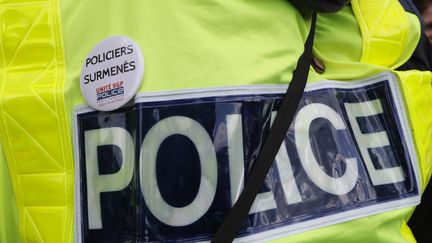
<box><xmin>0</xmin><ymin>0</ymin><xmax>430</xmax><ymax>242</ymax></box>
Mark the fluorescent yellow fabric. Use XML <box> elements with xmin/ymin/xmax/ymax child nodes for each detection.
<box><xmin>0</xmin><ymin>0</ymin><xmax>429</xmax><ymax>242</ymax></box>
<box><xmin>396</xmin><ymin>70</ymin><xmax>432</xmax><ymax>189</ymax></box>
<box><xmin>269</xmin><ymin>3</ymin><xmax>429</xmax><ymax>242</ymax></box>
<box><xmin>270</xmin><ymin>208</ymin><xmax>416</xmax><ymax>243</ymax></box>
<box><xmin>0</xmin><ymin>142</ymin><xmax>20</xmax><ymax>243</ymax></box>
<box><xmin>351</xmin><ymin>0</ymin><xmax>420</xmax><ymax>69</ymax></box>
<box><xmin>351</xmin><ymin>0</ymin><xmax>432</xmax><ymax>194</ymax></box>
<box><xmin>303</xmin><ymin>2</ymin><xmax>431</xmax><ymax>242</ymax></box>
<box><xmin>60</xmin><ymin>0</ymin><xmax>309</xmax><ymax>110</ymax></box>
<box><xmin>0</xmin><ymin>0</ymin><xmax>74</xmax><ymax>242</ymax></box>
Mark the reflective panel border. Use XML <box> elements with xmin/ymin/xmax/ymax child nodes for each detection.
<box><xmin>73</xmin><ymin>72</ymin><xmax>421</xmax><ymax>242</ymax></box>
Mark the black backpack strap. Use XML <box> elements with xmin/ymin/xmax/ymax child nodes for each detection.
<box><xmin>211</xmin><ymin>11</ymin><xmax>317</xmax><ymax>243</ymax></box>
<box><xmin>289</xmin><ymin>0</ymin><xmax>350</xmax><ymax>12</ymax></box>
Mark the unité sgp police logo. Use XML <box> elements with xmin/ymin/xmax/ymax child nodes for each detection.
<box><xmin>96</xmin><ymin>81</ymin><xmax>125</xmax><ymax>101</ymax></box>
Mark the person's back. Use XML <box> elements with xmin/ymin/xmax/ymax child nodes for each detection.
<box><xmin>0</xmin><ymin>0</ymin><xmax>431</xmax><ymax>242</ymax></box>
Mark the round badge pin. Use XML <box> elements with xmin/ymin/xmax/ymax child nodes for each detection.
<box><xmin>80</xmin><ymin>36</ymin><xmax>144</xmax><ymax>111</ymax></box>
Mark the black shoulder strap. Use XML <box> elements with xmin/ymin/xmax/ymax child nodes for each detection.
<box><xmin>289</xmin><ymin>0</ymin><xmax>350</xmax><ymax>12</ymax></box>
<box><xmin>211</xmin><ymin>11</ymin><xmax>317</xmax><ymax>243</ymax></box>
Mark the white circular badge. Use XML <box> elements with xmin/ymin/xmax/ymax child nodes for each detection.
<box><xmin>80</xmin><ymin>36</ymin><xmax>144</xmax><ymax>111</ymax></box>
